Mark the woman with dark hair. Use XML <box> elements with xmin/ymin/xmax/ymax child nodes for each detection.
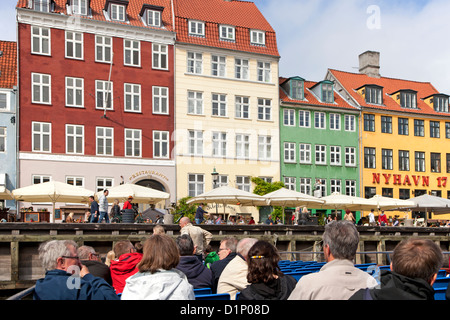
<box><xmin>121</xmin><ymin>234</ymin><xmax>195</xmax><ymax>300</ymax></box>
<box><xmin>238</xmin><ymin>240</ymin><xmax>297</xmax><ymax>300</ymax></box>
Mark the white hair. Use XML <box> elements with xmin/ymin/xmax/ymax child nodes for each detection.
<box><xmin>38</xmin><ymin>240</ymin><xmax>77</xmax><ymax>271</ymax></box>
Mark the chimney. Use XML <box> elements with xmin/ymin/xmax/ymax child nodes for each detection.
<box><xmin>359</xmin><ymin>51</ymin><xmax>380</xmax><ymax>78</ymax></box>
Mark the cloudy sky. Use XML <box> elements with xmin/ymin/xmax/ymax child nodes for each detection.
<box><xmin>2</xmin><ymin>0</ymin><xmax>450</xmax><ymax>93</ymax></box>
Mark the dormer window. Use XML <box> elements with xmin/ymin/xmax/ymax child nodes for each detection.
<box><xmin>432</xmin><ymin>94</ymin><xmax>449</xmax><ymax>113</ymax></box>
<box><xmin>321</xmin><ymin>81</ymin><xmax>334</xmax><ymax>103</ymax></box>
<box><xmin>220</xmin><ymin>25</ymin><xmax>235</xmax><ymax>41</ymax></box>
<box><xmin>32</xmin><ymin>0</ymin><xmax>51</xmax><ymax>12</ymax></box>
<box><xmin>363</xmin><ymin>85</ymin><xmax>383</xmax><ymax>105</ymax></box>
<box><xmin>396</xmin><ymin>90</ymin><xmax>417</xmax><ymax>109</ymax></box>
<box><xmin>140</xmin><ymin>4</ymin><xmax>164</xmax><ymax>28</ymax></box>
<box><xmin>250</xmin><ymin>30</ymin><xmax>265</xmax><ymax>46</ymax></box>
<box><xmin>71</xmin><ymin>0</ymin><xmax>89</xmax><ymax>15</ymax></box>
<box><xmin>105</xmin><ymin>0</ymin><xmax>128</xmax><ymax>22</ymax></box>
<box><xmin>189</xmin><ymin>20</ymin><xmax>205</xmax><ymax>37</ymax></box>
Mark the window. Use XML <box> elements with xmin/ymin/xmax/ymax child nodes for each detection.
<box><xmin>33</xmin><ymin>175</ymin><xmax>51</xmax><ymax>185</ymax></box>
<box><xmin>32</xmin><ymin>73</ymin><xmax>51</xmax><ymax>104</ymax></box>
<box><xmin>381</xmin><ymin>116</ymin><xmax>392</xmax><ymax>133</ymax></box>
<box><xmin>250</xmin><ymin>30</ymin><xmax>265</xmax><ymax>45</ymax></box>
<box><xmin>399</xmin><ymin>150</ymin><xmax>410</xmax><ymax>171</ymax></box>
<box><xmin>365</xmin><ymin>187</ymin><xmax>376</xmax><ymax>199</ymax></box>
<box><xmin>235</xmin><ymin>96</ymin><xmax>249</xmax><ymax>119</ymax></box>
<box><xmin>345</xmin><ymin>147</ymin><xmax>356</xmax><ymax>167</ymax></box>
<box><xmin>153</xmin><ymin>86</ymin><xmax>168</xmax><ymax>114</ymax></box>
<box><xmin>124</xmin><ymin>40</ymin><xmax>140</xmax><ymax>67</ymax></box>
<box><xmin>299</xmin><ymin>111</ymin><xmax>310</xmax><ymax>128</ymax></box>
<box><xmin>399</xmin><ymin>189</ymin><xmax>410</xmax><ymax>200</ymax></box>
<box><xmin>188</xmin><ymin>174</ymin><xmax>204</xmax><ymax>197</ymax></box>
<box><xmin>124</xmin><ymin>83</ymin><xmax>141</xmax><ymax>112</ymax></box>
<box><xmin>188</xmin><ymin>130</ymin><xmax>203</xmax><ymax>155</ymax></box>
<box><xmin>95</xmin><ymin>80</ymin><xmax>113</xmax><ymax>110</ymax></box>
<box><xmin>213</xmin><ymin>175</ymin><xmax>228</xmax><ymax>188</ymax></box>
<box><xmin>96</xmin><ymin>178</ymin><xmax>113</xmax><ymax>192</ymax></box>
<box><xmin>65</xmin><ymin>31</ymin><xmax>83</xmax><ymax>60</ymax></box>
<box><xmin>314</xmin><ymin>112</ymin><xmax>325</xmax><ymax>129</ymax></box>
<box><xmin>72</xmin><ymin>0</ymin><xmax>88</xmax><ymax>15</ymax></box>
<box><xmin>430</xmin><ymin>121</ymin><xmax>440</xmax><ymax>138</ymax></box>
<box><xmin>284</xmin><ymin>109</ymin><xmax>295</xmax><ymax>126</ymax></box>
<box><xmin>315</xmin><ymin>145</ymin><xmax>326</xmax><ymax>165</ymax></box>
<box><xmin>0</xmin><ymin>93</ymin><xmax>8</xmax><ymax>110</ymax></box>
<box><xmin>211</xmin><ymin>55</ymin><xmax>226</xmax><ymax>77</ymax></box>
<box><xmin>345</xmin><ymin>115</ymin><xmax>355</xmax><ymax>132</ymax></box>
<box><xmin>96</xmin><ymin>127</ymin><xmax>113</xmax><ymax>156</ymax></box>
<box><xmin>189</xmin><ymin>20</ymin><xmax>205</xmax><ymax>37</ymax></box>
<box><xmin>447</xmin><ymin>154</ymin><xmax>450</xmax><ymax>173</ymax></box>
<box><xmin>33</xmin><ymin>0</ymin><xmax>51</xmax><ymax>12</ymax></box>
<box><xmin>446</xmin><ymin>123</ymin><xmax>450</xmax><ymax>139</ymax></box>
<box><xmin>316</xmin><ymin>179</ymin><xmax>327</xmax><ymax>198</ymax></box>
<box><xmin>415</xmin><ymin>151</ymin><xmax>425</xmax><ymax>172</ymax></box>
<box><xmin>382</xmin><ymin>188</ymin><xmax>393</xmax><ymax>198</ymax></box>
<box><xmin>414</xmin><ymin>119</ymin><xmax>425</xmax><ymax>137</ymax></box>
<box><xmin>257</xmin><ymin>98</ymin><xmax>271</xmax><ymax>121</ymax></box>
<box><xmin>398</xmin><ymin>118</ymin><xmax>409</xmax><ymax>135</ymax></box>
<box><xmin>66</xmin><ymin>176</ymin><xmax>84</xmax><ymax>187</ymax></box>
<box><xmin>364</xmin><ymin>147</ymin><xmax>376</xmax><ymax>169</ymax></box>
<box><xmin>290</xmin><ymin>79</ymin><xmax>304</xmax><ymax>100</ymax></box>
<box><xmin>235</xmin><ymin>58</ymin><xmax>249</xmax><ymax>80</ymax></box>
<box><xmin>329</xmin><ymin>113</ymin><xmax>340</xmax><ymax>130</ymax></box>
<box><xmin>330</xmin><ymin>146</ymin><xmax>341</xmax><ymax>165</ymax></box>
<box><xmin>299</xmin><ymin>178</ymin><xmax>311</xmax><ymax>195</ymax></box>
<box><xmin>152</xmin><ymin>44</ymin><xmax>168</xmax><ymax>70</ymax></box>
<box><xmin>187</xmin><ymin>52</ymin><xmax>202</xmax><ymax>74</ymax></box>
<box><xmin>400</xmin><ymin>91</ymin><xmax>417</xmax><ymax>109</ymax></box>
<box><xmin>187</xmin><ymin>91</ymin><xmax>203</xmax><ymax>115</ymax></box>
<box><xmin>31</xmin><ymin>26</ymin><xmax>50</xmax><ymax>55</ymax></box>
<box><xmin>433</xmin><ymin>95</ymin><xmax>449</xmax><ymax>113</ymax></box>
<box><xmin>431</xmin><ymin>153</ymin><xmax>441</xmax><ymax>173</ymax></box>
<box><xmin>299</xmin><ymin>144</ymin><xmax>311</xmax><ymax>164</ymax></box>
<box><xmin>0</xmin><ymin>127</ymin><xmax>6</xmax><ymax>152</ymax></box>
<box><xmin>345</xmin><ymin>180</ymin><xmax>357</xmax><ymax>197</ymax></box>
<box><xmin>382</xmin><ymin>149</ymin><xmax>393</xmax><ymax>170</ymax></box>
<box><xmin>124</xmin><ymin>129</ymin><xmax>141</xmax><ymax>157</ymax></box>
<box><xmin>365</xmin><ymin>86</ymin><xmax>383</xmax><ymax>105</ymax></box>
<box><xmin>364</xmin><ymin>114</ymin><xmax>375</xmax><ymax>132</ymax></box>
<box><xmin>110</xmin><ymin>4</ymin><xmax>126</xmax><ymax>21</ymax></box>
<box><xmin>212</xmin><ymin>93</ymin><xmax>227</xmax><ymax>117</ymax></box>
<box><xmin>212</xmin><ymin>132</ymin><xmax>227</xmax><ymax>157</ymax></box>
<box><xmin>284</xmin><ymin>142</ymin><xmax>296</xmax><ymax>163</ymax></box>
<box><xmin>257</xmin><ymin>61</ymin><xmax>271</xmax><ymax>82</ymax></box>
<box><xmin>147</xmin><ymin>10</ymin><xmax>161</xmax><ymax>27</ymax></box>
<box><xmin>236</xmin><ymin>134</ymin><xmax>250</xmax><ymax>159</ymax></box>
<box><xmin>285</xmin><ymin>177</ymin><xmax>296</xmax><ymax>191</ymax></box>
<box><xmin>321</xmin><ymin>82</ymin><xmax>333</xmax><ymax>103</ymax></box>
<box><xmin>95</xmin><ymin>36</ymin><xmax>112</xmax><ymax>63</ymax></box>
<box><xmin>65</xmin><ymin>77</ymin><xmax>84</xmax><ymax>108</ymax></box>
<box><xmin>236</xmin><ymin>176</ymin><xmax>250</xmax><ymax>192</ymax></box>
<box><xmin>153</xmin><ymin>131</ymin><xmax>169</xmax><ymax>159</ymax></box>
<box><xmin>220</xmin><ymin>25</ymin><xmax>235</xmax><ymax>41</ymax></box>
<box><xmin>258</xmin><ymin>136</ymin><xmax>272</xmax><ymax>160</ymax></box>
<box><xmin>66</xmin><ymin>124</ymin><xmax>84</xmax><ymax>154</ymax></box>
<box><xmin>330</xmin><ymin>179</ymin><xmax>341</xmax><ymax>194</ymax></box>
<box><xmin>32</xmin><ymin>122</ymin><xmax>51</xmax><ymax>152</ymax></box>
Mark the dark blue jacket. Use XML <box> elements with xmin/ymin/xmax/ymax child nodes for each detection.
<box><xmin>176</xmin><ymin>256</ymin><xmax>214</xmax><ymax>289</ymax></box>
<box><xmin>34</xmin><ymin>269</ymin><xmax>119</xmax><ymax>300</ymax></box>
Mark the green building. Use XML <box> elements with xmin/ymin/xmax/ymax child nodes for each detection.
<box><xmin>279</xmin><ymin>76</ymin><xmax>361</xmax><ymax>221</ymax></box>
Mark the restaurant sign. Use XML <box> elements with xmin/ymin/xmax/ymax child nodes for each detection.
<box><xmin>372</xmin><ymin>173</ymin><xmax>447</xmax><ymax>188</ymax></box>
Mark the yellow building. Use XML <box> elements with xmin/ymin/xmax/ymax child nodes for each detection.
<box><xmin>172</xmin><ymin>0</ymin><xmax>280</xmax><ymax>221</ymax></box>
<box><xmin>328</xmin><ymin>51</ymin><xmax>450</xmax><ymax>223</ymax></box>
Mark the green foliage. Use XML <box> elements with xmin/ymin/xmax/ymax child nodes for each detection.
<box><xmin>251</xmin><ymin>177</ymin><xmax>285</xmax><ymax>221</ymax></box>
<box><xmin>173</xmin><ymin>196</ymin><xmax>196</xmax><ymax>222</ymax></box>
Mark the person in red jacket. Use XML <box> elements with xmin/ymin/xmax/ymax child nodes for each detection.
<box><xmin>123</xmin><ymin>196</ymin><xmax>133</xmax><ymax>210</ymax></box>
<box><xmin>110</xmin><ymin>240</ymin><xmax>143</xmax><ymax>294</ymax></box>
<box><xmin>378</xmin><ymin>211</ymin><xmax>388</xmax><ymax>226</ymax></box>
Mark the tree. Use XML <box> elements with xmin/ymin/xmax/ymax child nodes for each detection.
<box><xmin>173</xmin><ymin>197</ymin><xmax>196</xmax><ymax>223</ymax></box>
<box><xmin>251</xmin><ymin>177</ymin><xmax>285</xmax><ymax>221</ymax></box>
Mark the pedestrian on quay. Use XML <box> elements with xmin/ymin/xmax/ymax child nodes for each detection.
<box><xmin>368</xmin><ymin>209</ymin><xmax>376</xmax><ymax>226</ymax></box>
<box><xmin>89</xmin><ymin>195</ymin><xmax>99</xmax><ymax>223</ymax></box>
<box><xmin>350</xmin><ymin>238</ymin><xmax>444</xmax><ymax>300</ymax></box>
<box><xmin>195</xmin><ymin>203</ymin><xmax>208</xmax><ymax>225</ymax></box>
<box><xmin>288</xmin><ymin>220</ymin><xmax>378</xmax><ymax>300</ymax></box>
<box><xmin>98</xmin><ymin>189</ymin><xmax>110</xmax><ymax>223</ymax></box>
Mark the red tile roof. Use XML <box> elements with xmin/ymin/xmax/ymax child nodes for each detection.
<box><xmin>173</xmin><ymin>0</ymin><xmax>279</xmax><ymax>57</ymax></box>
<box><xmin>279</xmin><ymin>77</ymin><xmax>359</xmax><ymax>111</ymax></box>
<box><xmin>329</xmin><ymin>69</ymin><xmax>447</xmax><ymax>117</ymax></box>
<box><xmin>0</xmin><ymin>41</ymin><xmax>17</xmax><ymax>89</ymax></box>
<box><xmin>16</xmin><ymin>0</ymin><xmax>174</xmax><ymax>32</ymax></box>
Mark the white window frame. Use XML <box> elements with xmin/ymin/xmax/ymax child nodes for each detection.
<box><xmin>0</xmin><ymin>127</ymin><xmax>6</xmax><ymax>153</ymax></box>
<box><xmin>345</xmin><ymin>147</ymin><xmax>357</xmax><ymax>167</ymax></box>
<box><xmin>95</xmin><ymin>80</ymin><xmax>113</xmax><ymax>110</ymax></box>
<box><xmin>110</xmin><ymin>3</ymin><xmax>126</xmax><ymax>21</ymax></box>
<box><xmin>212</xmin><ymin>132</ymin><xmax>227</xmax><ymax>157</ymax></box>
<box><xmin>315</xmin><ymin>145</ymin><xmax>326</xmax><ymax>165</ymax></box>
<box><xmin>299</xmin><ymin>178</ymin><xmax>312</xmax><ymax>195</ymax></box>
<box><xmin>284</xmin><ymin>109</ymin><xmax>295</xmax><ymax>126</ymax></box>
<box><xmin>189</xmin><ymin>20</ymin><xmax>205</xmax><ymax>37</ymax></box>
<box><xmin>124</xmin><ymin>128</ymin><xmax>142</xmax><ymax>158</ymax></box>
<box><xmin>219</xmin><ymin>25</ymin><xmax>235</xmax><ymax>41</ymax></box>
<box><xmin>147</xmin><ymin>10</ymin><xmax>161</xmax><ymax>27</ymax></box>
<box><xmin>314</xmin><ymin>112</ymin><xmax>326</xmax><ymax>129</ymax></box>
<box><xmin>72</xmin><ymin>0</ymin><xmax>88</xmax><ymax>15</ymax></box>
<box><xmin>124</xmin><ymin>39</ymin><xmax>140</xmax><ymax>67</ymax></box>
<box><xmin>330</xmin><ymin>179</ymin><xmax>341</xmax><ymax>194</ymax></box>
<box><xmin>32</xmin><ymin>73</ymin><xmax>51</xmax><ymax>105</ymax></box>
<box><xmin>0</xmin><ymin>92</ymin><xmax>10</xmax><ymax>111</ymax></box>
<box><xmin>153</xmin><ymin>130</ymin><xmax>169</xmax><ymax>159</ymax></box>
<box><xmin>187</xmin><ymin>91</ymin><xmax>203</xmax><ymax>115</ymax></box>
<box><xmin>257</xmin><ymin>61</ymin><xmax>271</xmax><ymax>83</ymax></box>
<box><xmin>257</xmin><ymin>98</ymin><xmax>272</xmax><ymax>121</ymax></box>
<box><xmin>250</xmin><ymin>29</ymin><xmax>265</xmax><ymax>46</ymax></box>
<box><xmin>66</xmin><ymin>176</ymin><xmax>84</xmax><ymax>187</ymax></box>
<box><xmin>152</xmin><ymin>43</ymin><xmax>168</xmax><ymax>70</ymax></box>
<box><xmin>236</xmin><ymin>176</ymin><xmax>251</xmax><ymax>192</ymax></box>
<box><xmin>299</xmin><ymin>110</ymin><xmax>311</xmax><ymax>128</ymax></box>
<box><xmin>65</xmin><ymin>77</ymin><xmax>84</xmax><ymax>108</ymax></box>
<box><xmin>96</xmin><ymin>127</ymin><xmax>114</xmax><ymax>156</ymax></box>
<box><xmin>236</xmin><ymin>134</ymin><xmax>250</xmax><ymax>159</ymax></box>
<box><xmin>188</xmin><ymin>130</ymin><xmax>203</xmax><ymax>155</ymax></box>
<box><xmin>153</xmin><ymin>86</ymin><xmax>169</xmax><ymax>114</ymax></box>
<box><xmin>211</xmin><ymin>55</ymin><xmax>226</xmax><ymax>77</ymax></box>
<box><xmin>31</xmin><ymin>26</ymin><xmax>50</xmax><ymax>55</ymax></box>
<box><xmin>33</xmin><ymin>175</ymin><xmax>51</xmax><ymax>185</ymax></box>
<box><xmin>284</xmin><ymin>142</ymin><xmax>296</xmax><ymax>163</ymax></box>
<box><xmin>258</xmin><ymin>135</ymin><xmax>272</xmax><ymax>160</ymax></box>
<box><xmin>235</xmin><ymin>96</ymin><xmax>250</xmax><ymax>119</ymax></box>
<box><xmin>330</xmin><ymin>145</ymin><xmax>341</xmax><ymax>166</ymax></box>
<box><xmin>65</xmin><ymin>31</ymin><xmax>83</xmax><ymax>60</ymax></box>
<box><xmin>284</xmin><ymin>177</ymin><xmax>296</xmax><ymax>191</ymax></box>
<box><xmin>188</xmin><ymin>174</ymin><xmax>204</xmax><ymax>197</ymax></box>
<box><xmin>95</xmin><ymin>35</ymin><xmax>112</xmax><ymax>63</ymax></box>
<box><xmin>235</xmin><ymin>58</ymin><xmax>249</xmax><ymax>80</ymax></box>
<box><xmin>96</xmin><ymin>177</ymin><xmax>113</xmax><ymax>192</ymax></box>
<box><xmin>345</xmin><ymin>180</ymin><xmax>357</xmax><ymax>197</ymax></box>
<box><xmin>187</xmin><ymin>52</ymin><xmax>202</xmax><ymax>74</ymax></box>
<box><xmin>299</xmin><ymin>143</ymin><xmax>311</xmax><ymax>164</ymax></box>
<box><xmin>330</xmin><ymin>113</ymin><xmax>341</xmax><ymax>131</ymax></box>
<box><xmin>212</xmin><ymin>93</ymin><xmax>227</xmax><ymax>117</ymax></box>
<box><xmin>65</xmin><ymin>124</ymin><xmax>84</xmax><ymax>155</ymax></box>
<box><xmin>32</xmin><ymin>121</ymin><xmax>51</xmax><ymax>153</ymax></box>
<box><xmin>33</xmin><ymin>0</ymin><xmax>51</xmax><ymax>12</ymax></box>
<box><xmin>345</xmin><ymin>114</ymin><xmax>356</xmax><ymax>132</ymax></box>
<box><xmin>124</xmin><ymin>83</ymin><xmax>141</xmax><ymax>113</ymax></box>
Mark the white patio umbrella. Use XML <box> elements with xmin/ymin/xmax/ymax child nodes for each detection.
<box><xmin>409</xmin><ymin>194</ymin><xmax>450</xmax><ymax>215</ymax></box>
<box><xmin>263</xmin><ymin>188</ymin><xmax>324</xmax><ymax>223</ymax></box>
<box><xmin>319</xmin><ymin>192</ymin><xmax>379</xmax><ymax>211</ymax></box>
<box><xmin>0</xmin><ymin>186</ymin><xmax>13</xmax><ymax>200</ymax></box>
<box><xmin>369</xmin><ymin>195</ymin><xmax>415</xmax><ymax>211</ymax></box>
<box><xmin>12</xmin><ymin>181</ymin><xmax>94</xmax><ymax>223</ymax></box>
<box><xmin>96</xmin><ymin>183</ymin><xmax>170</xmax><ymax>204</ymax></box>
<box><xmin>186</xmin><ymin>186</ymin><xmax>267</xmax><ymax>207</ymax></box>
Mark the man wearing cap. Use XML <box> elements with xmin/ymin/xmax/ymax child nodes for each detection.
<box><xmin>123</xmin><ymin>196</ymin><xmax>133</xmax><ymax>210</ymax></box>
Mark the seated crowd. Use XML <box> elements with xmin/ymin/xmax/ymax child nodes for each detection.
<box><xmin>33</xmin><ymin>219</ymin><xmax>449</xmax><ymax>300</ymax></box>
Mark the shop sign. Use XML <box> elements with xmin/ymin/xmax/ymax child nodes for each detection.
<box><xmin>372</xmin><ymin>173</ymin><xmax>447</xmax><ymax>187</ymax></box>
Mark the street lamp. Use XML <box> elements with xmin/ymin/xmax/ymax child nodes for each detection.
<box><xmin>211</xmin><ymin>167</ymin><xmax>219</xmax><ymax>214</ymax></box>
